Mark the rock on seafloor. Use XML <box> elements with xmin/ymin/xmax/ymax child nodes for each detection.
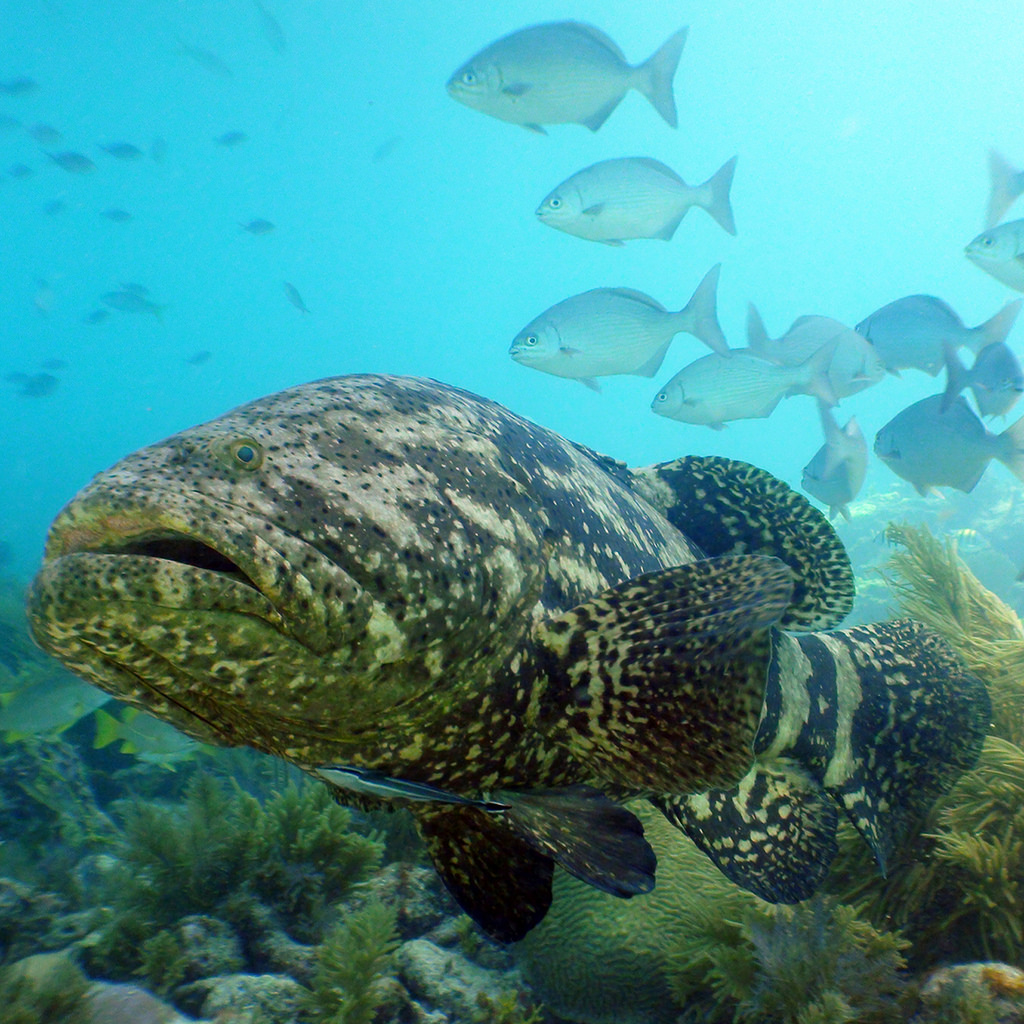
<box><xmin>914</xmin><ymin>962</ymin><xmax>1024</xmax><ymax>1023</ymax></box>
<box><xmin>187</xmin><ymin>973</ymin><xmax>306</xmax><ymax>1024</ymax></box>
<box><xmin>83</xmin><ymin>981</ymin><xmax>203</xmax><ymax>1023</ymax></box>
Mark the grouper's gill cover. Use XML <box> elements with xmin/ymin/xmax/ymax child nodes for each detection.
<box><xmin>27</xmin><ymin>374</ymin><xmax>990</xmax><ymax>943</ymax></box>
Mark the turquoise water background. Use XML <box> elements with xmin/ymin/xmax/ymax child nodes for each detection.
<box><xmin>2</xmin><ymin>1</ymin><xmax>1022</xmax><ymax>580</ymax></box>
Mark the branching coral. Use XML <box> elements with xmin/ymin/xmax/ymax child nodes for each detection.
<box><xmin>666</xmin><ymin>897</ymin><xmax>908</xmax><ymax>1024</ymax></box>
<box><xmin>300</xmin><ymin>898</ymin><xmax>399</xmax><ymax>1024</ymax></box>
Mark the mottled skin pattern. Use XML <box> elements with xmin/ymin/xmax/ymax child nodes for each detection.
<box><xmin>29</xmin><ymin>375</ymin><xmax>701</xmax><ymax>794</ymax></box>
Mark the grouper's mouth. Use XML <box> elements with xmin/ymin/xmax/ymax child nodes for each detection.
<box><xmin>27</xmin><ymin>493</ymin><xmax>378</xmax><ymax>753</ymax></box>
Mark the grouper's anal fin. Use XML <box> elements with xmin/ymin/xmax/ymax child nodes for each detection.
<box><xmin>629</xmin><ymin>455</ymin><xmax>854</xmax><ymax>631</ymax></box>
<box><xmin>654</xmin><ymin>759</ymin><xmax>840</xmax><ymax>902</ymax></box>
<box><xmin>533</xmin><ymin>553</ymin><xmax>794</xmax><ymax>793</ymax></box>
<box><xmin>416</xmin><ymin>804</ymin><xmax>554</xmax><ymax>943</ymax></box>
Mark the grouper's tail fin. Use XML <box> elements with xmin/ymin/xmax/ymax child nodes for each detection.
<box><xmin>660</xmin><ymin>619</ymin><xmax>990</xmax><ymax>903</ymax></box>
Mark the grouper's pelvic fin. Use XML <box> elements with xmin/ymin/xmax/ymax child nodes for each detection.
<box><xmin>415</xmin><ymin>787</ymin><xmax>656</xmax><ymax>942</ymax></box>
<box><xmin>656</xmin><ymin>618</ymin><xmax>990</xmax><ymax>905</ymax></box>
<box><xmin>533</xmin><ymin>553</ymin><xmax>794</xmax><ymax>793</ymax></box>
<box><xmin>629</xmin><ymin>455</ymin><xmax>854</xmax><ymax>631</ymax></box>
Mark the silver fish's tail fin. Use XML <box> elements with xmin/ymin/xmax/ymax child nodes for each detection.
<box><xmin>973</xmin><ymin>296</ymin><xmax>1023</xmax><ymax>353</ymax></box>
<box><xmin>634</xmin><ymin>26</ymin><xmax>688</xmax><ymax>128</ymax></box>
<box><xmin>986</xmin><ymin>149</ymin><xmax>1024</xmax><ymax>229</ymax></box>
<box><xmin>495</xmin><ymin>786</ymin><xmax>656</xmax><ymax>897</ymax></box>
<box><xmin>660</xmin><ymin>620</ymin><xmax>990</xmax><ymax>903</ymax></box>
<box><xmin>746</xmin><ymin>302</ymin><xmax>772</xmax><ymax>356</ymax></box>
<box><xmin>940</xmin><ymin>341</ymin><xmax>970</xmax><ymax>412</ymax></box>
<box><xmin>696</xmin><ymin>155</ymin><xmax>738</xmax><ymax>235</ymax></box>
<box><xmin>677</xmin><ymin>263</ymin><xmax>729</xmax><ymax>355</ymax></box>
<box><xmin>994</xmin><ymin>410</ymin><xmax>1024</xmax><ymax>482</ymax></box>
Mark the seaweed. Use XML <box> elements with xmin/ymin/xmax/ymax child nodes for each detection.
<box><xmin>300</xmin><ymin>897</ymin><xmax>399</xmax><ymax>1024</ymax></box>
<box><xmin>667</xmin><ymin>897</ymin><xmax>909</xmax><ymax>1024</ymax></box>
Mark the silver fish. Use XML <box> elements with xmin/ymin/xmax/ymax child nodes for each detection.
<box><xmin>254</xmin><ymin>0</ymin><xmax>287</xmax><ymax>55</ymax></box>
<box><xmin>801</xmin><ymin>401</ymin><xmax>867</xmax><ymax>521</ymax></box>
<box><xmin>284</xmin><ymin>281</ymin><xmax>309</xmax><ymax>313</ymax></box>
<box><xmin>856</xmin><ymin>294</ymin><xmax>1020</xmax><ymax>375</ymax></box>
<box><xmin>874</xmin><ymin>394</ymin><xmax>1024</xmax><ymax>495</ymax></box>
<box><xmin>176</xmin><ymin>37</ymin><xmax>232</xmax><ymax>78</ymax></box>
<box><xmin>966</xmin><ymin>220</ymin><xmax>1024</xmax><ymax>292</ymax></box>
<box><xmin>986</xmin><ymin>149</ymin><xmax>1024</xmax><ymax>228</ymax></box>
<box><xmin>747</xmin><ymin>307</ymin><xmax>884</xmax><ymax>398</ymax></box>
<box><xmin>99</xmin><ymin>142</ymin><xmax>143</xmax><ymax>160</ymax></box>
<box><xmin>447</xmin><ymin>22</ymin><xmax>687</xmax><ymax>133</ymax></box>
<box><xmin>942</xmin><ymin>338</ymin><xmax>1024</xmax><ymax>419</ymax></box>
<box><xmin>510</xmin><ymin>265</ymin><xmax>726</xmax><ymax>390</ymax></box>
<box><xmin>537</xmin><ymin>155</ymin><xmax>736</xmax><ymax>245</ymax></box>
<box><xmin>652</xmin><ymin>341</ymin><xmax>837</xmax><ymax>430</ymax></box>
<box><xmin>241</xmin><ymin>218</ymin><xmax>275</xmax><ymax>235</ymax></box>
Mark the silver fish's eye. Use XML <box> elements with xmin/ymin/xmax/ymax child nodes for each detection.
<box><xmin>525</xmin><ymin>335</ymin><xmax>538</xmax><ymax>347</ymax></box>
<box><xmin>655</xmin><ymin>392</ymin><xmax>667</xmax><ymax>403</ymax></box>
<box><xmin>549</xmin><ymin>197</ymin><xmax>561</xmax><ymax>209</ymax></box>
<box><xmin>461</xmin><ymin>69</ymin><xmax>476</xmax><ymax>85</ymax></box>
<box><xmin>228</xmin><ymin>438</ymin><xmax>263</xmax><ymax>470</ymax></box>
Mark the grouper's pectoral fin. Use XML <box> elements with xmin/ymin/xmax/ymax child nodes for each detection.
<box><xmin>533</xmin><ymin>553</ymin><xmax>795</xmax><ymax>793</ymax></box>
<box><xmin>654</xmin><ymin>759</ymin><xmax>839</xmax><ymax>902</ymax></box>
<box><xmin>415</xmin><ymin>804</ymin><xmax>554</xmax><ymax>943</ymax></box>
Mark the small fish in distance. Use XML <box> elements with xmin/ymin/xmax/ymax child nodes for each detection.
<box><xmin>215</xmin><ymin>131</ymin><xmax>248</xmax><ymax>147</ymax></box>
<box><xmin>874</xmin><ymin>394</ymin><xmax>1024</xmax><ymax>495</ymax></box>
<box><xmin>537</xmin><ymin>155</ymin><xmax>736</xmax><ymax>244</ymax></box>
<box><xmin>856</xmin><ymin>294</ymin><xmax>1020</xmax><ymax>376</ymax></box>
<box><xmin>510</xmin><ymin>264</ymin><xmax>726</xmax><ymax>390</ymax></box>
<box><xmin>241</xmin><ymin>218</ymin><xmax>275</xmax><ymax>235</ymax></box>
<box><xmin>801</xmin><ymin>400</ymin><xmax>867</xmax><ymax>521</ymax></box>
<box><xmin>102</xmin><ymin>289</ymin><xmax>166</xmax><ymax>318</ymax></box>
<box><xmin>45</xmin><ymin>151</ymin><xmax>95</xmax><ymax>174</ymax></box>
<box><xmin>284</xmin><ymin>282</ymin><xmax>309</xmax><ymax>313</ymax></box>
<box><xmin>447</xmin><ymin>22</ymin><xmax>688</xmax><ymax>133</ymax></box>
<box><xmin>27</xmin><ymin>123</ymin><xmax>60</xmax><ymax>145</ymax></box>
<box><xmin>99</xmin><ymin>142</ymin><xmax>143</xmax><ymax>160</ymax></box>
<box><xmin>101</xmin><ymin>208</ymin><xmax>133</xmax><ymax>223</ymax></box>
<box><xmin>966</xmin><ymin>220</ymin><xmax>1024</xmax><ymax>293</ymax></box>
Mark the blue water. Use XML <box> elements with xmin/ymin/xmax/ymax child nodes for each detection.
<box><xmin>1</xmin><ymin>0</ymin><xmax>1021</xmax><ymax>579</ymax></box>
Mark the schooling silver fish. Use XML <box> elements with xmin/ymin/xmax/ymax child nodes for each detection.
<box><xmin>536</xmin><ymin>156</ymin><xmax>736</xmax><ymax>245</ymax></box>
<box><xmin>874</xmin><ymin>394</ymin><xmax>1024</xmax><ymax>495</ymax></box>
<box><xmin>801</xmin><ymin>401</ymin><xmax>867</xmax><ymax>521</ymax></box>
<box><xmin>651</xmin><ymin>342</ymin><xmax>836</xmax><ymax>430</ymax></box>
<box><xmin>943</xmin><ymin>339</ymin><xmax>1024</xmax><ymax>419</ymax></box>
<box><xmin>510</xmin><ymin>265</ymin><xmax>726</xmax><ymax>390</ymax></box>
<box><xmin>966</xmin><ymin>220</ymin><xmax>1024</xmax><ymax>292</ymax></box>
<box><xmin>747</xmin><ymin>307</ymin><xmax>884</xmax><ymax>398</ymax></box>
<box><xmin>856</xmin><ymin>294</ymin><xmax>1020</xmax><ymax>375</ymax></box>
<box><xmin>447</xmin><ymin>22</ymin><xmax>688</xmax><ymax>133</ymax></box>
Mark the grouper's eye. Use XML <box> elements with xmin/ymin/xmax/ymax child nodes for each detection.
<box><xmin>227</xmin><ymin>438</ymin><xmax>264</xmax><ymax>470</ymax></box>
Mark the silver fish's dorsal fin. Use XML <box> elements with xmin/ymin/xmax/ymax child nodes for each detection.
<box><xmin>603</xmin><ymin>287</ymin><xmax>667</xmax><ymax>311</ymax></box>
<box><xmin>533</xmin><ymin>554</ymin><xmax>793</xmax><ymax>793</ymax></box>
<box><xmin>560</xmin><ymin>21</ymin><xmax>628</xmax><ymax>63</ymax></box>
<box><xmin>655</xmin><ymin>760</ymin><xmax>839</xmax><ymax>902</ymax></box>
<box><xmin>633</xmin><ymin>155</ymin><xmax>686</xmax><ymax>185</ymax></box>
<box><xmin>629</xmin><ymin>455</ymin><xmax>854</xmax><ymax>630</ymax></box>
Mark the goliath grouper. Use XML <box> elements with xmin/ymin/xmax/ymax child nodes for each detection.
<box><xmin>28</xmin><ymin>374</ymin><xmax>989</xmax><ymax>941</ymax></box>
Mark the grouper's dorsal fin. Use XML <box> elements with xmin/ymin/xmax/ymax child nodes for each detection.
<box><xmin>654</xmin><ymin>758</ymin><xmax>840</xmax><ymax>902</ymax></box>
<box><xmin>629</xmin><ymin>455</ymin><xmax>854</xmax><ymax>631</ymax></box>
<box><xmin>416</xmin><ymin>805</ymin><xmax>553</xmax><ymax>943</ymax></box>
<box><xmin>533</xmin><ymin>553</ymin><xmax>794</xmax><ymax>793</ymax></box>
